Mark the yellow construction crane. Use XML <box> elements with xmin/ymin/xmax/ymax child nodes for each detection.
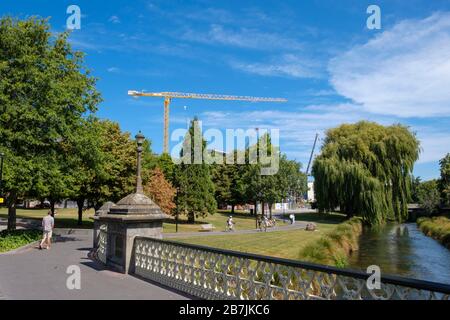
<box><xmin>127</xmin><ymin>91</ymin><xmax>287</xmax><ymax>153</ymax></box>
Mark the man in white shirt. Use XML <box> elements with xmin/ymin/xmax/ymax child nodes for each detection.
<box><xmin>39</xmin><ymin>210</ymin><xmax>54</xmax><ymax>250</ymax></box>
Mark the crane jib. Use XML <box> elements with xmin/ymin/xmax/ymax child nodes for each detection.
<box><xmin>127</xmin><ymin>90</ymin><xmax>287</xmax><ymax>153</ymax></box>
<box><xmin>128</xmin><ymin>91</ymin><xmax>287</xmax><ymax>102</ymax></box>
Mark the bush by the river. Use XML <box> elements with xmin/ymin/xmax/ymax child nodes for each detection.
<box><xmin>299</xmin><ymin>217</ymin><xmax>363</xmax><ymax>268</ymax></box>
<box><xmin>417</xmin><ymin>216</ymin><xmax>450</xmax><ymax>249</ymax></box>
<box><xmin>0</xmin><ymin>229</ymin><xmax>42</xmax><ymax>253</ymax></box>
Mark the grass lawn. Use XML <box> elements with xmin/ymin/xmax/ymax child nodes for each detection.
<box><xmin>0</xmin><ymin>229</ymin><xmax>42</xmax><ymax>253</ymax></box>
<box><xmin>174</xmin><ymin>212</ymin><xmax>347</xmax><ymax>260</ymax></box>
<box><xmin>0</xmin><ymin>208</ymin><xmax>95</xmax><ymax>229</ymax></box>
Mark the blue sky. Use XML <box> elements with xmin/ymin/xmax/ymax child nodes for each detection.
<box><xmin>2</xmin><ymin>0</ymin><xmax>450</xmax><ymax>180</ymax></box>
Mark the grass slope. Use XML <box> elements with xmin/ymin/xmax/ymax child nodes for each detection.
<box><xmin>299</xmin><ymin>217</ymin><xmax>363</xmax><ymax>267</ymax></box>
<box><xmin>417</xmin><ymin>216</ymin><xmax>450</xmax><ymax>249</ymax></box>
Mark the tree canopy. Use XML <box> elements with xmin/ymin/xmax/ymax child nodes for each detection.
<box><xmin>144</xmin><ymin>167</ymin><xmax>176</xmax><ymax>216</ymax></box>
<box><xmin>174</xmin><ymin>118</ymin><xmax>217</xmax><ymax>223</ymax></box>
<box><xmin>0</xmin><ymin>17</ymin><xmax>101</xmax><ymax>229</ymax></box>
<box><xmin>312</xmin><ymin>121</ymin><xmax>420</xmax><ymax>225</ymax></box>
<box><xmin>417</xmin><ymin>179</ymin><xmax>440</xmax><ymax>215</ymax></box>
<box><xmin>439</xmin><ymin>153</ymin><xmax>450</xmax><ymax>206</ymax></box>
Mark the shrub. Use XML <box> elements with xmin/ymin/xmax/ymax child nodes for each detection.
<box><xmin>299</xmin><ymin>217</ymin><xmax>363</xmax><ymax>267</ymax></box>
<box><xmin>417</xmin><ymin>216</ymin><xmax>450</xmax><ymax>248</ymax></box>
<box><xmin>0</xmin><ymin>229</ymin><xmax>42</xmax><ymax>252</ymax></box>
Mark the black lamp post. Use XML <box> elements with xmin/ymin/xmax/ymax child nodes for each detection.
<box><xmin>0</xmin><ymin>152</ymin><xmax>4</xmax><ymax>196</ymax></box>
<box><xmin>135</xmin><ymin>131</ymin><xmax>145</xmax><ymax>194</ymax></box>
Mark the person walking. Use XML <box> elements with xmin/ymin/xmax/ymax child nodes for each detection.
<box><xmin>263</xmin><ymin>215</ymin><xmax>268</xmax><ymax>232</ymax></box>
<box><xmin>39</xmin><ymin>210</ymin><xmax>54</xmax><ymax>250</ymax></box>
<box><xmin>226</xmin><ymin>216</ymin><xmax>235</xmax><ymax>232</ymax></box>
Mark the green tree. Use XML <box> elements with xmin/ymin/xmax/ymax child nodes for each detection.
<box><xmin>211</xmin><ymin>161</ymin><xmax>232</xmax><ymax>209</ymax></box>
<box><xmin>312</xmin><ymin>121</ymin><xmax>420</xmax><ymax>225</ymax></box>
<box><xmin>174</xmin><ymin>118</ymin><xmax>216</xmax><ymax>223</ymax></box>
<box><xmin>0</xmin><ymin>17</ymin><xmax>101</xmax><ymax>230</ymax></box>
<box><xmin>439</xmin><ymin>154</ymin><xmax>450</xmax><ymax>206</ymax></box>
<box><xmin>417</xmin><ymin>180</ymin><xmax>440</xmax><ymax>215</ymax></box>
<box><xmin>410</xmin><ymin>176</ymin><xmax>422</xmax><ymax>203</ymax></box>
<box><xmin>70</xmin><ymin>120</ymin><xmax>156</xmax><ymax>225</ymax></box>
<box><xmin>156</xmin><ymin>152</ymin><xmax>176</xmax><ymax>185</ymax></box>
<box><xmin>241</xmin><ymin>132</ymin><xmax>280</xmax><ymax>217</ymax></box>
<box><xmin>68</xmin><ymin>117</ymin><xmax>105</xmax><ymax>225</ymax></box>
<box><xmin>277</xmin><ymin>155</ymin><xmax>307</xmax><ymax>207</ymax></box>
<box><xmin>89</xmin><ymin>120</ymin><xmax>136</xmax><ymax>207</ymax></box>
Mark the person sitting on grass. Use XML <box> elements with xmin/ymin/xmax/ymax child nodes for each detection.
<box><xmin>39</xmin><ymin>210</ymin><xmax>54</xmax><ymax>250</ymax></box>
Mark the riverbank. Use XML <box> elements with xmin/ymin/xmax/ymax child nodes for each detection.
<box><xmin>417</xmin><ymin>216</ymin><xmax>450</xmax><ymax>249</ymax></box>
<box><xmin>299</xmin><ymin>217</ymin><xmax>363</xmax><ymax>267</ymax></box>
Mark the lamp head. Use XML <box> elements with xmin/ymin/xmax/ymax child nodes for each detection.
<box><xmin>135</xmin><ymin>131</ymin><xmax>145</xmax><ymax>146</ymax></box>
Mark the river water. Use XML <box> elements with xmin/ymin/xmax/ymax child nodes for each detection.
<box><xmin>348</xmin><ymin>223</ymin><xmax>450</xmax><ymax>284</ymax></box>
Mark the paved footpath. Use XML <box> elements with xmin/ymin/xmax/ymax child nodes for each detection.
<box><xmin>0</xmin><ymin>230</ymin><xmax>189</xmax><ymax>300</ymax></box>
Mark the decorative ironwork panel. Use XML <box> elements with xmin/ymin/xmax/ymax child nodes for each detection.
<box><xmin>133</xmin><ymin>237</ymin><xmax>450</xmax><ymax>300</ymax></box>
<box><xmin>97</xmin><ymin>224</ymin><xmax>107</xmax><ymax>264</ymax></box>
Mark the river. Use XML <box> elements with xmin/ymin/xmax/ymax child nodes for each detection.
<box><xmin>348</xmin><ymin>223</ymin><xmax>450</xmax><ymax>284</ymax></box>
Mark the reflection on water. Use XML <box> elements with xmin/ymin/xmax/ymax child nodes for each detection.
<box><xmin>348</xmin><ymin>223</ymin><xmax>450</xmax><ymax>284</ymax></box>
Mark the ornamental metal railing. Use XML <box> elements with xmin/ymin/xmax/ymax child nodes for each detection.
<box><xmin>133</xmin><ymin>237</ymin><xmax>450</xmax><ymax>300</ymax></box>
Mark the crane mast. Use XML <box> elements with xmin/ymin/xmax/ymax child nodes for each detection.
<box><xmin>306</xmin><ymin>133</ymin><xmax>319</xmax><ymax>176</ymax></box>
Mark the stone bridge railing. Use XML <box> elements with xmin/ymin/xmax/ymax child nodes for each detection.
<box><xmin>133</xmin><ymin>237</ymin><xmax>450</xmax><ymax>300</ymax></box>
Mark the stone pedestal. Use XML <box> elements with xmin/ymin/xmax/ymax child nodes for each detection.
<box><xmin>95</xmin><ymin>193</ymin><xmax>169</xmax><ymax>274</ymax></box>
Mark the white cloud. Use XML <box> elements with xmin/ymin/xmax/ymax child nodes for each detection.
<box><xmin>182</xmin><ymin>24</ymin><xmax>304</xmax><ymax>51</ymax></box>
<box><xmin>107</xmin><ymin>67</ymin><xmax>120</xmax><ymax>73</ymax></box>
<box><xmin>329</xmin><ymin>12</ymin><xmax>450</xmax><ymax>118</ymax></box>
<box><xmin>231</xmin><ymin>54</ymin><xmax>320</xmax><ymax>78</ymax></box>
<box><xmin>108</xmin><ymin>16</ymin><xmax>121</xmax><ymax>24</ymax></box>
<box><xmin>195</xmin><ymin>104</ymin><xmax>448</xmax><ymax>168</ymax></box>
<box><xmin>197</xmin><ymin>106</ymin><xmax>366</xmax><ymax>164</ymax></box>
<box><xmin>415</xmin><ymin>130</ymin><xmax>450</xmax><ymax>164</ymax></box>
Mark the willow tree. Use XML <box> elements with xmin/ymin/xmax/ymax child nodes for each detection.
<box><xmin>312</xmin><ymin>121</ymin><xmax>419</xmax><ymax>225</ymax></box>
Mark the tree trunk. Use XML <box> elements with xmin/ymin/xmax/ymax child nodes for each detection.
<box><xmin>269</xmin><ymin>203</ymin><xmax>273</xmax><ymax>219</ymax></box>
<box><xmin>94</xmin><ymin>202</ymin><xmax>102</xmax><ymax>212</ymax></box>
<box><xmin>50</xmin><ymin>200</ymin><xmax>56</xmax><ymax>217</ymax></box>
<box><xmin>7</xmin><ymin>196</ymin><xmax>17</xmax><ymax>231</ymax></box>
<box><xmin>262</xmin><ymin>202</ymin><xmax>265</xmax><ymax>217</ymax></box>
<box><xmin>231</xmin><ymin>204</ymin><xmax>235</xmax><ymax>214</ymax></box>
<box><xmin>187</xmin><ymin>212</ymin><xmax>195</xmax><ymax>223</ymax></box>
<box><xmin>254</xmin><ymin>201</ymin><xmax>258</xmax><ymax>215</ymax></box>
<box><xmin>77</xmin><ymin>199</ymin><xmax>84</xmax><ymax>226</ymax></box>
